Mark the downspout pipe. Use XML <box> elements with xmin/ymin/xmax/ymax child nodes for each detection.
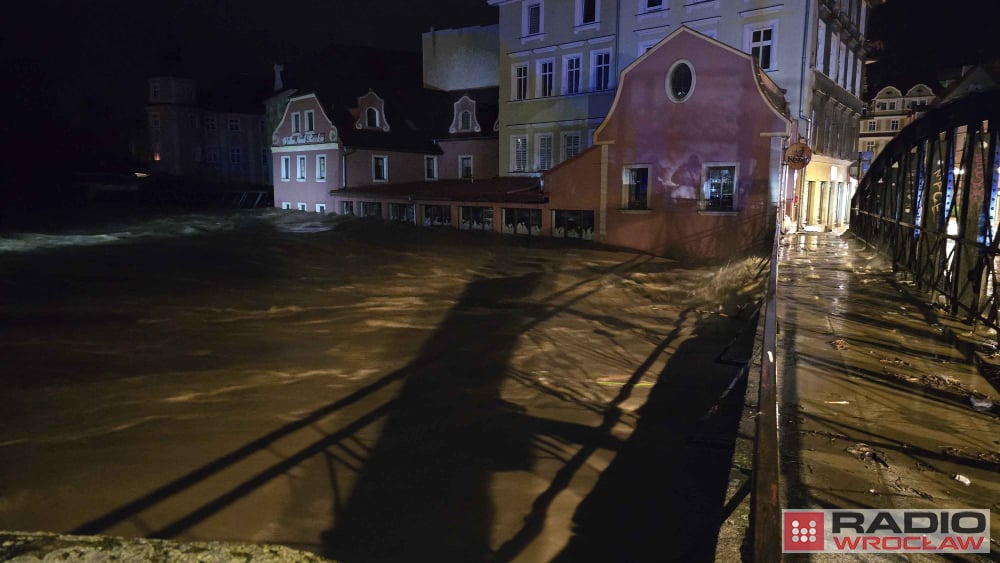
<box><xmin>798</xmin><ymin>0</ymin><xmax>813</xmax><ymax>137</ymax></box>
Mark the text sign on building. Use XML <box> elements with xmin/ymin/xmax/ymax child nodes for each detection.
<box><xmin>782</xmin><ymin>509</ymin><xmax>990</xmax><ymax>553</ymax></box>
<box><xmin>281</xmin><ymin>132</ymin><xmax>327</xmax><ymax>145</ymax></box>
<box><xmin>785</xmin><ymin>142</ymin><xmax>812</xmax><ymax>170</ymax></box>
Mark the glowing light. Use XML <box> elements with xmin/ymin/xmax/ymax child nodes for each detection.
<box><xmin>134</xmin><ymin>172</ymin><xmax>149</xmax><ymax>178</ymax></box>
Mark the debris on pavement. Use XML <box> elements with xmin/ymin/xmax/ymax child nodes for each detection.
<box><xmin>823</xmin><ymin>400</ymin><xmax>850</xmax><ymax>405</ymax></box>
<box><xmin>829</xmin><ymin>339</ymin><xmax>848</xmax><ymax>350</ymax></box>
<box><xmin>952</xmin><ymin>474</ymin><xmax>972</xmax><ymax>486</ymax></box>
<box><xmin>969</xmin><ymin>395</ymin><xmax>993</xmax><ymax>411</ymax></box>
<box><xmin>941</xmin><ymin>446</ymin><xmax>1000</xmax><ymax>469</ymax></box>
<box><xmin>847</xmin><ymin>443</ymin><xmax>890</xmax><ymax>468</ymax></box>
<box><xmin>878</xmin><ymin>357</ymin><xmax>910</xmax><ymax>367</ymax></box>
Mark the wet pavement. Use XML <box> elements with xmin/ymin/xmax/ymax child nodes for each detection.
<box><xmin>775</xmin><ymin>231</ymin><xmax>1000</xmax><ymax>562</ymax></box>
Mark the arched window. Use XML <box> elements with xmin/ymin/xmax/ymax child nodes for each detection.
<box><xmin>366</xmin><ymin>107</ymin><xmax>379</xmax><ymax>128</ymax></box>
<box><xmin>460</xmin><ymin>110</ymin><xmax>472</xmax><ymax>131</ymax></box>
<box><xmin>666</xmin><ymin>60</ymin><xmax>695</xmax><ymax>102</ymax></box>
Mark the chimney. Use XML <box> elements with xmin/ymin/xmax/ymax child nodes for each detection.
<box><xmin>273</xmin><ymin>64</ymin><xmax>285</xmax><ymax>91</ymax></box>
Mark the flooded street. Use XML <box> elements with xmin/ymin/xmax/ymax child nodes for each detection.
<box><xmin>776</xmin><ymin>232</ymin><xmax>1000</xmax><ymax>562</ymax></box>
<box><xmin>0</xmin><ymin>209</ymin><xmax>761</xmax><ymax>561</ymax></box>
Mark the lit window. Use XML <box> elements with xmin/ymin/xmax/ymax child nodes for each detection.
<box><xmin>624</xmin><ymin>167</ymin><xmax>649</xmax><ymax>210</ymax></box>
<box><xmin>512</xmin><ymin>135</ymin><xmax>528</xmax><ymax>172</ymax></box>
<box><xmin>366</xmin><ymin>108</ymin><xmax>379</xmax><ymax>128</ymax></box>
<box><xmin>459</xmin><ymin>155</ymin><xmax>474</xmax><ymax>179</ymax></box>
<box><xmin>514</xmin><ymin>64</ymin><xmax>529</xmax><ymax>100</ymax></box>
<box><xmin>372</xmin><ymin>155</ymin><xmax>387</xmax><ymax>182</ymax></box>
<box><xmin>305</xmin><ymin>110</ymin><xmax>315</xmax><ymax>132</ymax></box>
<box><xmin>703</xmin><ymin>165</ymin><xmax>736</xmax><ymax>211</ymax></box>
<box><xmin>296</xmin><ymin>155</ymin><xmax>306</xmax><ymax>180</ymax></box>
<box><xmin>564</xmin><ymin>55</ymin><xmax>581</xmax><ymax>94</ymax></box>
<box><xmin>316</xmin><ymin>155</ymin><xmax>326</xmax><ymax>181</ymax></box>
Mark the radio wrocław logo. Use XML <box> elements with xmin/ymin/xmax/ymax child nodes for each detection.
<box><xmin>782</xmin><ymin>509</ymin><xmax>990</xmax><ymax>553</ymax></box>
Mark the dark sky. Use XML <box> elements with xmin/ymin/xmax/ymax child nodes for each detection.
<box><xmin>2</xmin><ymin>0</ymin><xmax>497</xmax><ymax>172</ymax></box>
<box><xmin>866</xmin><ymin>0</ymin><xmax>1000</xmax><ymax>94</ymax></box>
<box><xmin>4</xmin><ymin>0</ymin><xmax>997</xmax><ymax>174</ymax></box>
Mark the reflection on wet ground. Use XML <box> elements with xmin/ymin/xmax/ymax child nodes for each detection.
<box><xmin>776</xmin><ymin>232</ymin><xmax>1000</xmax><ymax>561</ymax></box>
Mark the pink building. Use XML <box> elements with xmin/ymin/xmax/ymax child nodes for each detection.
<box><xmin>545</xmin><ymin>27</ymin><xmax>791</xmax><ymax>259</ymax></box>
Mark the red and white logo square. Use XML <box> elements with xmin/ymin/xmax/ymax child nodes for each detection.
<box><xmin>783</xmin><ymin>511</ymin><xmax>824</xmax><ymax>552</ymax></box>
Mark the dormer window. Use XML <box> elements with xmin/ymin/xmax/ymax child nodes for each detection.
<box><xmin>292</xmin><ymin>112</ymin><xmax>301</xmax><ymax>133</ymax></box>
<box><xmin>366</xmin><ymin>108</ymin><xmax>380</xmax><ymax>128</ymax></box>
<box><xmin>305</xmin><ymin>110</ymin><xmax>315</xmax><ymax>132</ymax></box>
<box><xmin>449</xmin><ymin>96</ymin><xmax>481</xmax><ymax>133</ymax></box>
<box><xmin>354</xmin><ymin>91</ymin><xmax>390</xmax><ymax>132</ymax></box>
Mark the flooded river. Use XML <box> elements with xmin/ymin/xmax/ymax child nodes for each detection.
<box><xmin>0</xmin><ymin>208</ymin><xmax>760</xmax><ymax>560</ymax></box>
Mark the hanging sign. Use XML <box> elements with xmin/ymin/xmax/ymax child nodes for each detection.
<box><xmin>785</xmin><ymin>142</ymin><xmax>812</xmax><ymax>170</ymax></box>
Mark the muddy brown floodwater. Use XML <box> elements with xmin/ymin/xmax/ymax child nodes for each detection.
<box><xmin>0</xmin><ymin>210</ymin><xmax>764</xmax><ymax>562</ymax></box>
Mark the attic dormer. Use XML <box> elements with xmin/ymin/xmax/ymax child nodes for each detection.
<box><xmin>354</xmin><ymin>90</ymin><xmax>390</xmax><ymax>132</ymax></box>
<box><xmin>449</xmin><ymin>95</ymin><xmax>482</xmax><ymax>134</ymax></box>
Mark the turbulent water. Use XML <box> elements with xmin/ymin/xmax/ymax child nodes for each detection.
<box><xmin>0</xmin><ymin>207</ymin><xmax>760</xmax><ymax>560</ymax></box>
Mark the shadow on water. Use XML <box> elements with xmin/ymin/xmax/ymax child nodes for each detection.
<box><xmin>320</xmin><ymin>269</ymin><xmax>550</xmax><ymax>562</ymax></box>
<box><xmin>550</xmin><ymin>311</ymin><xmax>754</xmax><ymax>563</ymax></box>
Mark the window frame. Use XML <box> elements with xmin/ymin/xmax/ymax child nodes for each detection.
<box><xmin>281</xmin><ymin>201</ymin><xmax>292</xmax><ymax>210</ymax></box>
<box><xmin>622</xmin><ymin>165</ymin><xmax>651</xmax><ymax>211</ymax></box>
<box><xmin>513</xmin><ymin>63</ymin><xmax>529</xmax><ymax>101</ymax></box>
<box><xmin>523</xmin><ymin>1</ymin><xmax>544</xmax><ymax>37</ymax></box>
<box><xmin>228</xmin><ymin>118</ymin><xmax>241</xmax><ymax>132</ymax></box>
<box><xmin>149</xmin><ymin>112</ymin><xmax>160</xmax><ymax>130</ymax></box>
<box><xmin>280</xmin><ymin>156</ymin><xmax>290</xmax><ymax>181</ymax></box>
<box><xmin>291</xmin><ymin>112</ymin><xmax>301</xmax><ymax>133</ymax></box>
<box><xmin>537</xmin><ymin>58</ymin><xmax>555</xmax><ymax>98</ymax></box>
<box><xmin>562</xmin><ymin>132</ymin><xmax>582</xmax><ymax>162</ymax></box>
<box><xmin>536</xmin><ymin>133</ymin><xmax>554</xmax><ymax>171</ymax></box>
<box><xmin>296</xmin><ymin>155</ymin><xmax>307</xmax><ymax>181</ymax></box>
<box><xmin>372</xmin><ymin>155</ymin><xmax>388</xmax><ymax>182</ymax></box>
<box><xmin>575</xmin><ymin>0</ymin><xmax>599</xmax><ymax>29</ymax></box>
<box><xmin>341</xmin><ymin>201</ymin><xmax>354</xmax><ymax>215</ymax></box>
<box><xmin>305</xmin><ymin>110</ymin><xmax>315</xmax><ymax>132</ymax></box>
<box><xmin>229</xmin><ymin>146</ymin><xmax>242</xmax><ymax>165</ymax></box>
<box><xmin>511</xmin><ymin>135</ymin><xmax>528</xmax><ymax>173</ymax></box>
<box><xmin>746</xmin><ymin>23</ymin><xmax>777</xmax><ymax>71</ymax></box>
<box><xmin>316</xmin><ymin>154</ymin><xmax>327</xmax><ymax>181</ymax></box>
<box><xmin>297</xmin><ymin>202</ymin><xmax>308</xmax><ymax>212</ymax></box>
<box><xmin>424</xmin><ymin>155</ymin><xmax>438</xmax><ymax>180</ymax></box>
<box><xmin>562</xmin><ymin>54</ymin><xmax>582</xmax><ymax>95</ymax></box>
<box><xmin>665</xmin><ymin>59</ymin><xmax>696</xmax><ymax>103</ymax></box>
<box><xmin>315</xmin><ymin>203</ymin><xmax>326</xmax><ymax>214</ymax></box>
<box><xmin>459</xmin><ymin>155</ymin><xmax>474</xmax><ymax>179</ymax></box>
<box><xmin>205</xmin><ymin>116</ymin><xmax>217</xmax><ymax>131</ymax></box>
<box><xmin>366</xmin><ymin>107</ymin><xmax>380</xmax><ymax>128</ymax></box>
<box><xmin>701</xmin><ymin>162</ymin><xmax>739</xmax><ymax>212</ymax></box>
<box><xmin>591</xmin><ymin>49</ymin><xmax>612</xmax><ymax>91</ymax></box>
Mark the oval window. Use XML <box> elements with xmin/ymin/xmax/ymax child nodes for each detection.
<box><xmin>666</xmin><ymin>60</ymin><xmax>695</xmax><ymax>103</ymax></box>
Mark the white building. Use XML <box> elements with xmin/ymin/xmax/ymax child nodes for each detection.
<box><xmin>858</xmin><ymin>83</ymin><xmax>935</xmax><ymax>163</ymax></box>
<box><xmin>487</xmin><ymin>0</ymin><xmax>878</xmax><ymax>231</ymax></box>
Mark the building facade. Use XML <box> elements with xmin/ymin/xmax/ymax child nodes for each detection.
<box><xmin>488</xmin><ymin>0</ymin><xmax>875</xmax><ymax>232</ymax></box>
<box><xmin>857</xmin><ymin>83</ymin><xmax>935</xmax><ymax>163</ymax></box>
<box><xmin>146</xmin><ymin>77</ymin><xmax>271</xmax><ymax>186</ymax></box>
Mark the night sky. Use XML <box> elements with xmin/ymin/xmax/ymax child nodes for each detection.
<box><xmin>2</xmin><ymin>0</ymin><xmax>996</xmax><ymax>192</ymax></box>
